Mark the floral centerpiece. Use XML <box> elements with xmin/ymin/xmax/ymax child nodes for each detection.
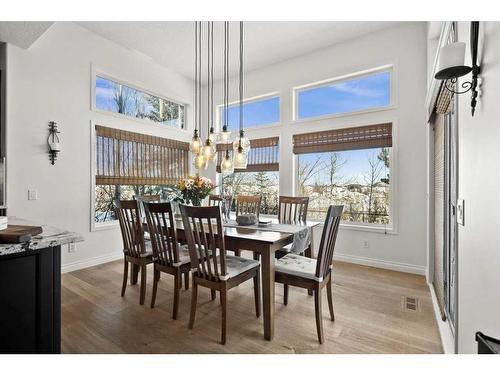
<box><xmin>177</xmin><ymin>175</ymin><xmax>216</xmax><ymax>206</ymax></box>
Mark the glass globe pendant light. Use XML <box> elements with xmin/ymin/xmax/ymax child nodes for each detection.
<box><xmin>201</xmin><ymin>21</ymin><xmax>216</xmax><ymax>167</ymax></box>
<box><xmin>220</xmin><ymin>149</ymin><xmax>234</xmax><ymax>174</ymax></box>
<box><xmin>233</xmin><ymin>22</ymin><xmax>249</xmax><ymax>169</ymax></box>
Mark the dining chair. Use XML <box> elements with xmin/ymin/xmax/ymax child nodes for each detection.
<box><xmin>134</xmin><ymin>194</ymin><xmax>161</xmax><ymax>222</ymax></box>
<box><xmin>115</xmin><ymin>200</ymin><xmax>154</xmax><ymax>305</ymax></box>
<box><xmin>274</xmin><ymin>205</ymin><xmax>343</xmax><ymax>344</ymax></box>
<box><xmin>143</xmin><ymin>201</ymin><xmax>192</xmax><ymax>319</ymax></box>
<box><xmin>235</xmin><ymin>194</ymin><xmax>262</xmax><ymax>218</ymax></box>
<box><xmin>235</xmin><ymin>195</ymin><xmax>262</xmax><ymax>258</ymax></box>
<box><xmin>276</xmin><ymin>196</ymin><xmax>311</xmax><ymax>258</ymax></box>
<box><xmin>180</xmin><ymin>204</ymin><xmax>261</xmax><ymax>345</ymax></box>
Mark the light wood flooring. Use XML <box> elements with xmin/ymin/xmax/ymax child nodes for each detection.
<box><xmin>61</xmin><ymin>257</ymin><xmax>443</xmax><ymax>354</ymax></box>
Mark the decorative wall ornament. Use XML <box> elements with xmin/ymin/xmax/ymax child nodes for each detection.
<box><xmin>47</xmin><ymin>121</ymin><xmax>61</xmax><ymax>165</ymax></box>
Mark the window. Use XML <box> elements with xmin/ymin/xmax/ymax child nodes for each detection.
<box><xmin>219</xmin><ymin>95</ymin><xmax>280</xmax><ymax>131</ymax></box>
<box><xmin>295</xmin><ymin>124</ymin><xmax>392</xmax><ymax>226</ymax></box>
<box><xmin>95</xmin><ymin>76</ymin><xmax>185</xmax><ymax>129</ymax></box>
<box><xmin>94</xmin><ymin>125</ymin><xmax>189</xmax><ymax>223</ymax></box>
<box><xmin>295</xmin><ymin>69</ymin><xmax>391</xmax><ymax>120</ymax></box>
<box><xmin>218</xmin><ymin>137</ymin><xmax>280</xmax><ymax>215</ymax></box>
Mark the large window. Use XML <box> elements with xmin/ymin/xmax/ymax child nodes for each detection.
<box><xmin>218</xmin><ymin>95</ymin><xmax>280</xmax><ymax>131</ymax></box>
<box><xmin>295</xmin><ymin>69</ymin><xmax>391</xmax><ymax>120</ymax></box>
<box><xmin>294</xmin><ymin>123</ymin><xmax>392</xmax><ymax>226</ymax></box>
<box><xmin>94</xmin><ymin>126</ymin><xmax>189</xmax><ymax>223</ymax></box>
<box><xmin>218</xmin><ymin>137</ymin><xmax>280</xmax><ymax>215</ymax></box>
<box><xmin>95</xmin><ymin>76</ymin><xmax>185</xmax><ymax>129</ymax></box>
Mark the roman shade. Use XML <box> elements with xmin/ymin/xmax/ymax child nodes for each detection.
<box><xmin>293</xmin><ymin>123</ymin><xmax>392</xmax><ymax>155</ymax></box>
<box><xmin>216</xmin><ymin>137</ymin><xmax>279</xmax><ymax>173</ymax></box>
<box><xmin>95</xmin><ymin>125</ymin><xmax>189</xmax><ymax>185</ymax></box>
<box><xmin>434</xmin><ymin>82</ymin><xmax>454</xmax><ymax>115</ymax></box>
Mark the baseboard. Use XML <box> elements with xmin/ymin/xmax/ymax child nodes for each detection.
<box><xmin>333</xmin><ymin>253</ymin><xmax>426</xmax><ymax>275</ymax></box>
<box><xmin>61</xmin><ymin>251</ymin><xmax>123</xmax><ymax>274</ymax></box>
<box><xmin>429</xmin><ymin>283</ymin><xmax>456</xmax><ymax>354</ymax></box>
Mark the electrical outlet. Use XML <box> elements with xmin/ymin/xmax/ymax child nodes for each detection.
<box><xmin>28</xmin><ymin>189</ymin><xmax>38</xmax><ymax>200</ymax></box>
<box><xmin>363</xmin><ymin>240</ymin><xmax>370</xmax><ymax>249</ymax></box>
<box><xmin>68</xmin><ymin>243</ymin><xmax>76</xmax><ymax>253</ymax></box>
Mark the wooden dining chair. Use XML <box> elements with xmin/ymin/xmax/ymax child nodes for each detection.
<box><xmin>134</xmin><ymin>194</ymin><xmax>161</xmax><ymax>221</ymax></box>
<box><xmin>235</xmin><ymin>194</ymin><xmax>262</xmax><ymax>218</ymax></box>
<box><xmin>180</xmin><ymin>204</ymin><xmax>261</xmax><ymax>345</ymax></box>
<box><xmin>276</xmin><ymin>196</ymin><xmax>311</xmax><ymax>258</ymax></box>
<box><xmin>274</xmin><ymin>205</ymin><xmax>343</xmax><ymax>344</ymax></box>
<box><xmin>143</xmin><ymin>201</ymin><xmax>192</xmax><ymax>319</ymax></box>
<box><xmin>115</xmin><ymin>200</ymin><xmax>154</xmax><ymax>305</ymax></box>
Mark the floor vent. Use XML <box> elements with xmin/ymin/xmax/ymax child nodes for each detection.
<box><xmin>403</xmin><ymin>296</ymin><xmax>419</xmax><ymax>312</ymax></box>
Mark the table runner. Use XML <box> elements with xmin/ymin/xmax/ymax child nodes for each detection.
<box><xmin>223</xmin><ymin>220</ymin><xmax>310</xmax><ymax>254</ymax></box>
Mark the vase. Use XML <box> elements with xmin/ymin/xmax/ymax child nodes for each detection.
<box><xmin>190</xmin><ymin>197</ymin><xmax>202</xmax><ymax>206</ymax></box>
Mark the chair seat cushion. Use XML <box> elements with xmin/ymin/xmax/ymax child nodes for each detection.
<box><xmin>214</xmin><ymin>255</ymin><xmax>259</xmax><ymax>281</ymax></box>
<box><xmin>275</xmin><ymin>253</ymin><xmax>322</xmax><ymax>282</ymax></box>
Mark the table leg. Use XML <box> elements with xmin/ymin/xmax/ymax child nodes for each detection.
<box><xmin>261</xmin><ymin>246</ymin><xmax>275</xmax><ymax>340</ymax></box>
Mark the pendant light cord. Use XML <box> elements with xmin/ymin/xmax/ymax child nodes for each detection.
<box><xmin>194</xmin><ymin>22</ymin><xmax>198</xmax><ymax>135</ymax></box>
<box><xmin>239</xmin><ymin>21</ymin><xmax>244</xmax><ymax>143</ymax></box>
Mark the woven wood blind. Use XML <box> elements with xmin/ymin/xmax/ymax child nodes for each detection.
<box><xmin>216</xmin><ymin>137</ymin><xmax>279</xmax><ymax>173</ymax></box>
<box><xmin>435</xmin><ymin>82</ymin><xmax>454</xmax><ymax>115</ymax></box>
<box><xmin>95</xmin><ymin>125</ymin><xmax>189</xmax><ymax>185</ymax></box>
<box><xmin>293</xmin><ymin>123</ymin><xmax>392</xmax><ymax>155</ymax></box>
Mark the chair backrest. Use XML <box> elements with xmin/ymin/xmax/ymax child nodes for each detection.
<box><xmin>315</xmin><ymin>205</ymin><xmax>343</xmax><ymax>280</ymax></box>
<box><xmin>208</xmin><ymin>194</ymin><xmax>223</xmax><ymax>206</ymax></box>
<box><xmin>235</xmin><ymin>195</ymin><xmax>262</xmax><ymax>218</ymax></box>
<box><xmin>135</xmin><ymin>195</ymin><xmax>161</xmax><ymax>219</ymax></box>
<box><xmin>278</xmin><ymin>196</ymin><xmax>309</xmax><ymax>224</ymax></box>
<box><xmin>115</xmin><ymin>200</ymin><xmax>146</xmax><ymax>258</ymax></box>
<box><xmin>143</xmin><ymin>201</ymin><xmax>181</xmax><ymax>266</ymax></box>
<box><xmin>180</xmin><ymin>204</ymin><xmax>228</xmax><ymax>281</ymax></box>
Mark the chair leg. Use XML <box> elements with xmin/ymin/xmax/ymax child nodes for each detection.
<box><xmin>253</xmin><ymin>269</ymin><xmax>261</xmax><ymax>318</ymax></box>
<box><xmin>188</xmin><ymin>279</ymin><xmax>198</xmax><ymax>329</ymax></box>
<box><xmin>211</xmin><ymin>289</ymin><xmax>216</xmax><ymax>300</ymax></box>
<box><xmin>173</xmin><ymin>271</ymin><xmax>180</xmax><ymax>319</ymax></box>
<box><xmin>326</xmin><ymin>275</ymin><xmax>335</xmax><ymax>321</ymax></box>
<box><xmin>314</xmin><ymin>286</ymin><xmax>324</xmax><ymax>344</ymax></box>
<box><xmin>121</xmin><ymin>259</ymin><xmax>129</xmax><ymax>297</ymax></box>
<box><xmin>305</xmin><ymin>246</ymin><xmax>313</xmax><ymax>296</ymax></box>
<box><xmin>220</xmin><ymin>289</ymin><xmax>227</xmax><ymax>345</ymax></box>
<box><xmin>184</xmin><ymin>272</ymin><xmax>189</xmax><ymax>291</ymax></box>
<box><xmin>139</xmin><ymin>264</ymin><xmax>147</xmax><ymax>305</ymax></box>
<box><xmin>284</xmin><ymin>284</ymin><xmax>289</xmax><ymax>306</ymax></box>
<box><xmin>150</xmin><ymin>268</ymin><xmax>160</xmax><ymax>308</ymax></box>
<box><xmin>131</xmin><ymin>264</ymin><xmax>139</xmax><ymax>285</ymax></box>
<box><xmin>253</xmin><ymin>252</ymin><xmax>260</xmax><ymax>261</ymax></box>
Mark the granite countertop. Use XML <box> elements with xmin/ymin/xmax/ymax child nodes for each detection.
<box><xmin>0</xmin><ymin>217</ymin><xmax>83</xmax><ymax>257</ymax></box>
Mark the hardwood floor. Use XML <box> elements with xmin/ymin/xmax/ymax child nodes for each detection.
<box><xmin>61</xmin><ymin>257</ymin><xmax>443</xmax><ymax>354</ymax></box>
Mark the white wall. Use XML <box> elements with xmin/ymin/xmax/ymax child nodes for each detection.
<box><xmin>455</xmin><ymin>21</ymin><xmax>500</xmax><ymax>353</ymax></box>
<box><xmin>209</xmin><ymin>23</ymin><xmax>429</xmax><ymax>274</ymax></box>
<box><xmin>5</xmin><ymin>22</ymin><xmax>194</xmax><ymax>271</ymax></box>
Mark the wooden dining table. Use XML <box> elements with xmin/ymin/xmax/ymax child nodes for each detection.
<box><xmin>173</xmin><ymin>218</ymin><xmax>319</xmax><ymax>341</ymax></box>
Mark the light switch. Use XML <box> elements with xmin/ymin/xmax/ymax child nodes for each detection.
<box><xmin>457</xmin><ymin>199</ymin><xmax>465</xmax><ymax>226</ymax></box>
<box><xmin>28</xmin><ymin>189</ymin><xmax>38</xmax><ymax>200</ymax></box>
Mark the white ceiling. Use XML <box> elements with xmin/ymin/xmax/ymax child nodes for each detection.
<box><xmin>77</xmin><ymin>21</ymin><xmax>405</xmax><ymax>82</ymax></box>
<box><xmin>0</xmin><ymin>21</ymin><xmax>53</xmax><ymax>48</ymax></box>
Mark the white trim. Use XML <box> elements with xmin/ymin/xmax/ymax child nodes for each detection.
<box><xmin>292</xmin><ymin>64</ymin><xmax>395</xmax><ymax>122</ymax></box>
<box><xmin>62</xmin><ymin>251</ymin><xmax>123</xmax><ymax>274</ymax></box>
<box><xmin>90</xmin><ymin>65</ymin><xmax>190</xmax><ymax>132</ymax></box>
<box><xmin>429</xmin><ymin>282</ymin><xmax>456</xmax><ymax>354</ymax></box>
<box><xmin>333</xmin><ymin>253</ymin><xmax>426</xmax><ymax>275</ymax></box>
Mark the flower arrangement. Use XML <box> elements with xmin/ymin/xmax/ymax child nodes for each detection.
<box><xmin>177</xmin><ymin>175</ymin><xmax>216</xmax><ymax>206</ymax></box>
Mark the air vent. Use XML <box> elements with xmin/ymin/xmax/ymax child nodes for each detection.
<box><xmin>403</xmin><ymin>296</ymin><xmax>419</xmax><ymax>312</ymax></box>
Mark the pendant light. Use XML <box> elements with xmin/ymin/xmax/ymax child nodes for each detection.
<box><xmin>201</xmin><ymin>21</ymin><xmax>216</xmax><ymax>168</ymax></box>
<box><xmin>190</xmin><ymin>22</ymin><xmax>202</xmax><ymax>157</ymax></box>
<box><xmin>219</xmin><ymin>21</ymin><xmax>231</xmax><ymax>143</ymax></box>
<box><xmin>192</xmin><ymin>21</ymin><xmax>205</xmax><ymax>170</ymax></box>
<box><xmin>233</xmin><ymin>21</ymin><xmax>250</xmax><ymax>169</ymax></box>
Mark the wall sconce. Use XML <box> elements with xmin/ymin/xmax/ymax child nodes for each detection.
<box><xmin>435</xmin><ymin>21</ymin><xmax>480</xmax><ymax>116</ymax></box>
<box><xmin>47</xmin><ymin>121</ymin><xmax>61</xmax><ymax>165</ymax></box>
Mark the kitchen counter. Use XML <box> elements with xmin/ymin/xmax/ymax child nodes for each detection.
<box><xmin>0</xmin><ymin>216</ymin><xmax>83</xmax><ymax>257</ymax></box>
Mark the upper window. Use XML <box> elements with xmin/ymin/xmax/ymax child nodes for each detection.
<box><xmin>295</xmin><ymin>69</ymin><xmax>391</xmax><ymax>120</ymax></box>
<box><xmin>95</xmin><ymin>76</ymin><xmax>185</xmax><ymax>129</ymax></box>
<box><xmin>218</xmin><ymin>95</ymin><xmax>280</xmax><ymax>131</ymax></box>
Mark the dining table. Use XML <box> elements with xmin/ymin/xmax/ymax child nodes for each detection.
<box><xmin>173</xmin><ymin>216</ymin><xmax>320</xmax><ymax>341</ymax></box>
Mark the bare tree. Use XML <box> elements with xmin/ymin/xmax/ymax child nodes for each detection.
<box><xmin>364</xmin><ymin>154</ymin><xmax>384</xmax><ymax>223</ymax></box>
<box><xmin>298</xmin><ymin>155</ymin><xmax>323</xmax><ymax>195</ymax></box>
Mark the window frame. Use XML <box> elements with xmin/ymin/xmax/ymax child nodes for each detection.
<box><xmin>293</xmin><ymin>121</ymin><xmax>398</xmax><ymax>234</ymax></box>
<box><xmin>91</xmin><ymin>68</ymin><xmax>189</xmax><ymax>132</ymax></box>
<box><xmin>292</xmin><ymin>65</ymin><xmax>396</xmax><ymax>123</ymax></box>
<box><xmin>216</xmin><ymin>92</ymin><xmax>281</xmax><ymax>132</ymax></box>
